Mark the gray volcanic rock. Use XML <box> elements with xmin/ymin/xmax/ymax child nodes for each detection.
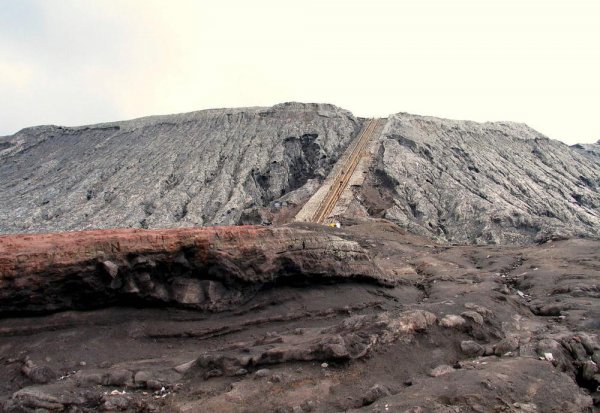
<box><xmin>2</xmin><ymin>104</ymin><xmax>600</xmax><ymax>245</ymax></box>
<box><xmin>0</xmin><ymin>103</ymin><xmax>360</xmax><ymax>234</ymax></box>
<box><xmin>573</xmin><ymin>140</ymin><xmax>600</xmax><ymax>164</ymax></box>
<box><xmin>364</xmin><ymin>113</ymin><xmax>600</xmax><ymax>244</ymax></box>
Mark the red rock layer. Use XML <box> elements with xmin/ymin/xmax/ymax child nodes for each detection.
<box><xmin>0</xmin><ymin>225</ymin><xmax>382</xmax><ymax>314</ymax></box>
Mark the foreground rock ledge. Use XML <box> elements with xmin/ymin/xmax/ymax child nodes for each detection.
<box><xmin>0</xmin><ymin>220</ymin><xmax>598</xmax><ymax>412</ymax></box>
<box><xmin>0</xmin><ymin>225</ymin><xmax>384</xmax><ymax>314</ymax></box>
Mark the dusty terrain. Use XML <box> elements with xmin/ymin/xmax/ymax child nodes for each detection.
<box><xmin>1</xmin><ymin>220</ymin><xmax>598</xmax><ymax>412</ymax></box>
<box><xmin>0</xmin><ymin>104</ymin><xmax>599</xmax><ymax>412</ymax></box>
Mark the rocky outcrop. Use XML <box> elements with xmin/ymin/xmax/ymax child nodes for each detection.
<box><xmin>190</xmin><ymin>309</ymin><xmax>436</xmax><ymax>378</ymax></box>
<box><xmin>0</xmin><ymin>225</ymin><xmax>384</xmax><ymax>314</ymax></box>
<box><xmin>573</xmin><ymin>140</ymin><xmax>600</xmax><ymax>164</ymax></box>
<box><xmin>364</xmin><ymin>113</ymin><xmax>600</xmax><ymax>244</ymax></box>
<box><xmin>0</xmin><ymin>103</ymin><xmax>361</xmax><ymax>234</ymax></box>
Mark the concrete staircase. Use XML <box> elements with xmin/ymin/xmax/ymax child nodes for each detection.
<box><xmin>294</xmin><ymin>118</ymin><xmax>387</xmax><ymax>223</ymax></box>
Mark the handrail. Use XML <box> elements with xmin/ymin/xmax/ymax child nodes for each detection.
<box><xmin>311</xmin><ymin>118</ymin><xmax>382</xmax><ymax>223</ymax></box>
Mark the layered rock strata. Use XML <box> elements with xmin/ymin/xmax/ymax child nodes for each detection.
<box><xmin>0</xmin><ymin>225</ymin><xmax>384</xmax><ymax>314</ymax></box>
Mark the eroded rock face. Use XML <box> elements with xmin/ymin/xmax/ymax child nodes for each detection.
<box><xmin>0</xmin><ymin>225</ymin><xmax>384</xmax><ymax>314</ymax></box>
<box><xmin>0</xmin><ymin>103</ymin><xmax>361</xmax><ymax>234</ymax></box>
<box><xmin>365</xmin><ymin>113</ymin><xmax>600</xmax><ymax>244</ymax></box>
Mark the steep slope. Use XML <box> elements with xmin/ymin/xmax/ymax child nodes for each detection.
<box><xmin>360</xmin><ymin>113</ymin><xmax>600</xmax><ymax>244</ymax></box>
<box><xmin>2</xmin><ymin>104</ymin><xmax>600</xmax><ymax>245</ymax></box>
<box><xmin>0</xmin><ymin>103</ymin><xmax>360</xmax><ymax>234</ymax></box>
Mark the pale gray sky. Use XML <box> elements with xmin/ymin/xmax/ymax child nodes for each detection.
<box><xmin>1</xmin><ymin>0</ymin><xmax>599</xmax><ymax>144</ymax></box>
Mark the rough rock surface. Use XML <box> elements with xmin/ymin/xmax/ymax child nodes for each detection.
<box><xmin>0</xmin><ymin>220</ymin><xmax>598</xmax><ymax>412</ymax></box>
<box><xmin>361</xmin><ymin>113</ymin><xmax>600</xmax><ymax>244</ymax></box>
<box><xmin>573</xmin><ymin>140</ymin><xmax>600</xmax><ymax>164</ymax></box>
<box><xmin>2</xmin><ymin>104</ymin><xmax>600</xmax><ymax>246</ymax></box>
<box><xmin>0</xmin><ymin>103</ymin><xmax>360</xmax><ymax>234</ymax></box>
<box><xmin>0</xmin><ymin>225</ymin><xmax>383</xmax><ymax>314</ymax></box>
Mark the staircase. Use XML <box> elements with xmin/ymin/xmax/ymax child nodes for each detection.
<box><xmin>294</xmin><ymin>118</ymin><xmax>387</xmax><ymax>223</ymax></box>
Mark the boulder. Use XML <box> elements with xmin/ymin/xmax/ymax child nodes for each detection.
<box><xmin>460</xmin><ymin>341</ymin><xmax>485</xmax><ymax>357</ymax></box>
<box><xmin>494</xmin><ymin>337</ymin><xmax>520</xmax><ymax>356</ymax></box>
<box><xmin>439</xmin><ymin>315</ymin><xmax>466</xmax><ymax>328</ymax></box>
<box><xmin>362</xmin><ymin>384</ymin><xmax>391</xmax><ymax>405</ymax></box>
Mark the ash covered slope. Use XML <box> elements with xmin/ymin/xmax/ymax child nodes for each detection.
<box><xmin>573</xmin><ymin>140</ymin><xmax>600</xmax><ymax>164</ymax></box>
<box><xmin>365</xmin><ymin>113</ymin><xmax>600</xmax><ymax>244</ymax></box>
<box><xmin>0</xmin><ymin>103</ymin><xmax>360</xmax><ymax>234</ymax></box>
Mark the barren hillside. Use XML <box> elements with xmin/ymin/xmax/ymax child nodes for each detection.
<box><xmin>0</xmin><ymin>103</ymin><xmax>360</xmax><ymax>234</ymax></box>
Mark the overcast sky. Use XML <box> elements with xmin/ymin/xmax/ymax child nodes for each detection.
<box><xmin>1</xmin><ymin>0</ymin><xmax>598</xmax><ymax>144</ymax></box>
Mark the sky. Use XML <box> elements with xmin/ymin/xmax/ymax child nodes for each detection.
<box><xmin>0</xmin><ymin>0</ymin><xmax>599</xmax><ymax>144</ymax></box>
